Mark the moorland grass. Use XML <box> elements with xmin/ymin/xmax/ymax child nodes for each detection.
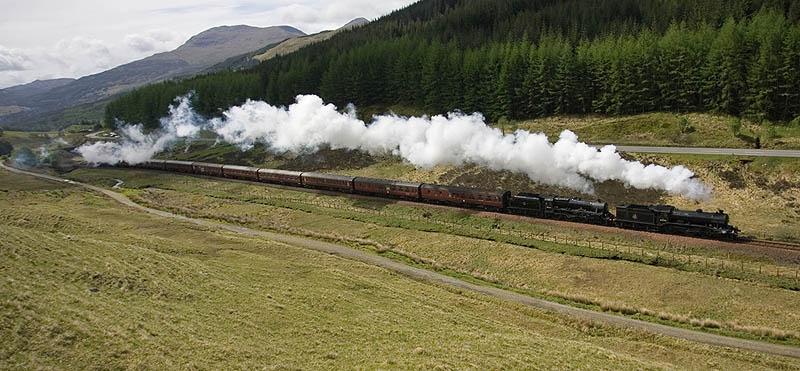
<box><xmin>5</xmin><ymin>169</ymin><xmax>799</xmax><ymax>368</ymax></box>
<box><xmin>65</xmin><ymin>168</ymin><xmax>800</xmax><ymax>344</ymax></box>
<box><xmin>514</xmin><ymin>113</ymin><xmax>800</xmax><ymax>150</ymax></box>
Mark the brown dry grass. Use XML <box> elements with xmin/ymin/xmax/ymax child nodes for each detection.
<box><xmin>66</xmin><ymin>169</ymin><xmax>800</xmax><ymax>342</ymax></box>
<box><xmin>7</xmin><ymin>169</ymin><xmax>800</xmax><ymax>368</ymax></box>
<box><xmin>514</xmin><ymin>112</ymin><xmax>800</xmax><ymax>149</ymax></box>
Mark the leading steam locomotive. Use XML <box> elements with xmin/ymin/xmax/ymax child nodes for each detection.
<box><xmin>134</xmin><ymin>160</ymin><xmax>739</xmax><ymax>239</ymax></box>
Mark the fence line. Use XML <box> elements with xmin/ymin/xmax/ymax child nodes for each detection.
<box><xmin>260</xmin><ymin>198</ymin><xmax>799</xmax><ymax>284</ymax></box>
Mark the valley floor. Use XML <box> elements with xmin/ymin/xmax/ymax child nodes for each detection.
<box><xmin>3</xmin><ymin>165</ymin><xmax>799</xmax><ymax>368</ymax></box>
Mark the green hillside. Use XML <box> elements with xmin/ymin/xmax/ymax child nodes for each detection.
<box><xmin>107</xmin><ymin>0</ymin><xmax>800</xmax><ymax>129</ymax></box>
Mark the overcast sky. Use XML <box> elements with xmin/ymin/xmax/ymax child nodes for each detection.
<box><xmin>0</xmin><ymin>0</ymin><xmax>416</xmax><ymax>88</ymax></box>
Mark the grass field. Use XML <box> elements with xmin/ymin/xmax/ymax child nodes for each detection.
<box><xmin>6</xmin><ymin>169</ymin><xmax>800</xmax><ymax>368</ymax></box>
<box><xmin>513</xmin><ymin>113</ymin><xmax>800</xmax><ymax>150</ymax></box>
<box><xmin>0</xmin><ymin>131</ymin><xmax>87</xmax><ymax>160</ymax></box>
<box><xmin>65</xmin><ymin>168</ymin><xmax>800</xmax><ymax>344</ymax></box>
<box><xmin>1</xmin><ymin>131</ymin><xmax>65</xmax><ymax>148</ymax></box>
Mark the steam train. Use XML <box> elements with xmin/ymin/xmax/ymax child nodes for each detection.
<box><xmin>133</xmin><ymin>159</ymin><xmax>740</xmax><ymax>239</ymax></box>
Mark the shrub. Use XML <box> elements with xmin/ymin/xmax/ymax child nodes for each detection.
<box><xmin>729</xmin><ymin>119</ymin><xmax>743</xmax><ymax>136</ymax></box>
<box><xmin>0</xmin><ymin>139</ymin><xmax>12</xmax><ymax>156</ymax></box>
<box><xmin>11</xmin><ymin>146</ymin><xmax>37</xmax><ymax>168</ymax></box>
<box><xmin>678</xmin><ymin>116</ymin><xmax>695</xmax><ymax>134</ymax></box>
<box><xmin>765</xmin><ymin>125</ymin><xmax>779</xmax><ymax>140</ymax></box>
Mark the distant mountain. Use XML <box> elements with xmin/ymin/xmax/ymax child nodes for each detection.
<box><xmin>0</xmin><ymin>78</ymin><xmax>75</xmax><ymax>106</ymax></box>
<box><xmin>170</xmin><ymin>25</ymin><xmax>305</xmax><ymax>66</ymax></box>
<box><xmin>339</xmin><ymin>17</ymin><xmax>370</xmax><ymax>30</ymax></box>
<box><xmin>207</xmin><ymin>18</ymin><xmax>369</xmax><ymax>73</ymax></box>
<box><xmin>203</xmin><ymin>40</ymin><xmax>287</xmax><ymax>73</ymax></box>
<box><xmin>253</xmin><ymin>18</ymin><xmax>368</xmax><ymax>62</ymax></box>
<box><xmin>0</xmin><ymin>78</ymin><xmax>76</xmax><ymax>118</ymax></box>
<box><xmin>0</xmin><ymin>25</ymin><xmax>305</xmax><ymax>130</ymax></box>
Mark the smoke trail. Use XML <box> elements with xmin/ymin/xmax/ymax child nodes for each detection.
<box><xmin>77</xmin><ymin>94</ymin><xmax>712</xmax><ymax>200</ymax></box>
<box><xmin>77</xmin><ymin>95</ymin><xmax>201</xmax><ymax>165</ymax></box>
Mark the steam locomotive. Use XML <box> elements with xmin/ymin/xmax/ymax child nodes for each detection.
<box><xmin>133</xmin><ymin>160</ymin><xmax>739</xmax><ymax>239</ymax></box>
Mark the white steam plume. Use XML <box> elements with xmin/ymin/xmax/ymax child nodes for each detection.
<box><xmin>77</xmin><ymin>95</ymin><xmax>201</xmax><ymax>165</ymax></box>
<box><xmin>77</xmin><ymin>94</ymin><xmax>712</xmax><ymax>200</ymax></box>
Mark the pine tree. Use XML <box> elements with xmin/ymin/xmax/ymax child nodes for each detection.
<box><xmin>461</xmin><ymin>50</ymin><xmax>483</xmax><ymax>113</ymax></box>
<box><xmin>421</xmin><ymin>42</ymin><xmax>445</xmax><ymax>112</ymax></box>
<box><xmin>554</xmin><ymin>44</ymin><xmax>577</xmax><ymax>115</ymax></box>
<box><xmin>572</xmin><ymin>40</ymin><xmax>595</xmax><ymax>114</ymax></box>
<box><xmin>778</xmin><ymin>26</ymin><xmax>800</xmax><ymax>121</ymax></box>
<box><xmin>704</xmin><ymin>18</ymin><xmax>748</xmax><ymax>115</ymax></box>
<box><xmin>493</xmin><ymin>50</ymin><xmax>513</xmax><ymax>120</ymax></box>
<box><xmin>745</xmin><ymin>10</ymin><xmax>787</xmax><ymax>121</ymax></box>
<box><xmin>441</xmin><ymin>42</ymin><xmax>465</xmax><ymax>111</ymax></box>
<box><xmin>658</xmin><ymin>23</ymin><xmax>688</xmax><ymax>111</ymax></box>
<box><xmin>521</xmin><ymin>45</ymin><xmax>542</xmax><ymax>117</ymax></box>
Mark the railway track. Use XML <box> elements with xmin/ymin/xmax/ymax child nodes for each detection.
<box><xmin>745</xmin><ymin>239</ymin><xmax>800</xmax><ymax>252</ymax></box>
<box><xmin>86</xmin><ymin>165</ymin><xmax>800</xmax><ymax>262</ymax></box>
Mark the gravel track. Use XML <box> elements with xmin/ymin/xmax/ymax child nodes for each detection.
<box><xmin>3</xmin><ymin>162</ymin><xmax>799</xmax><ymax>359</ymax></box>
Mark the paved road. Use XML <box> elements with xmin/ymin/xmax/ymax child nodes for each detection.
<box><xmin>599</xmin><ymin>145</ymin><xmax>800</xmax><ymax>158</ymax></box>
<box><xmin>85</xmin><ymin>129</ymin><xmax>800</xmax><ymax>157</ymax></box>
<box><xmin>175</xmin><ymin>140</ymin><xmax>800</xmax><ymax>158</ymax></box>
<box><xmin>3</xmin><ymin>162</ymin><xmax>799</xmax><ymax>359</ymax></box>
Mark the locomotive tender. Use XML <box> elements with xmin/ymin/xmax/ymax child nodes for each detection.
<box><xmin>132</xmin><ymin>160</ymin><xmax>739</xmax><ymax>240</ymax></box>
<box><xmin>508</xmin><ymin>193</ymin><xmax>613</xmax><ymax>225</ymax></box>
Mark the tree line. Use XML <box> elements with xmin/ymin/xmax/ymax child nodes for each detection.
<box><xmin>106</xmin><ymin>0</ymin><xmax>800</xmax><ymax>129</ymax></box>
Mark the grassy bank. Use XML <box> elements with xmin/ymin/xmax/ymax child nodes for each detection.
<box><xmin>513</xmin><ymin>113</ymin><xmax>800</xmax><ymax>150</ymax></box>
<box><xmin>66</xmin><ymin>168</ymin><xmax>800</xmax><ymax>344</ymax></box>
<box><xmin>5</xmin><ymin>169</ymin><xmax>799</xmax><ymax>368</ymax></box>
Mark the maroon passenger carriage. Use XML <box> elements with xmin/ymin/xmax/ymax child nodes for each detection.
<box><xmin>258</xmin><ymin>169</ymin><xmax>303</xmax><ymax>186</ymax></box>
<box><xmin>301</xmin><ymin>172</ymin><xmax>355</xmax><ymax>192</ymax></box>
<box><xmin>222</xmin><ymin>165</ymin><xmax>260</xmax><ymax>181</ymax></box>
<box><xmin>420</xmin><ymin>184</ymin><xmax>509</xmax><ymax>211</ymax></box>
<box><xmin>353</xmin><ymin>177</ymin><xmax>422</xmax><ymax>200</ymax></box>
<box><xmin>192</xmin><ymin>162</ymin><xmax>224</xmax><ymax>177</ymax></box>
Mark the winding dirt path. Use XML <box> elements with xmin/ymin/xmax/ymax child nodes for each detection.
<box><xmin>3</xmin><ymin>162</ymin><xmax>799</xmax><ymax>359</ymax></box>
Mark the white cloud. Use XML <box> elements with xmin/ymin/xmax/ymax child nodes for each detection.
<box><xmin>0</xmin><ymin>31</ymin><xmax>181</xmax><ymax>88</ymax></box>
<box><xmin>124</xmin><ymin>30</ymin><xmax>179</xmax><ymax>53</ymax></box>
<box><xmin>53</xmin><ymin>37</ymin><xmax>114</xmax><ymax>71</ymax></box>
<box><xmin>0</xmin><ymin>0</ymin><xmax>417</xmax><ymax>88</ymax></box>
<box><xmin>0</xmin><ymin>46</ymin><xmax>30</xmax><ymax>72</ymax></box>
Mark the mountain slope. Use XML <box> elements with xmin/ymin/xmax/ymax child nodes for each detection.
<box><xmin>0</xmin><ymin>25</ymin><xmax>305</xmax><ymax>130</ymax></box>
<box><xmin>206</xmin><ymin>18</ymin><xmax>369</xmax><ymax>73</ymax></box>
<box><xmin>0</xmin><ymin>78</ymin><xmax>75</xmax><ymax>106</ymax></box>
<box><xmin>0</xmin><ymin>78</ymin><xmax>77</xmax><ymax>117</ymax></box>
<box><xmin>106</xmin><ymin>0</ymin><xmax>800</xmax><ymax>129</ymax></box>
<box><xmin>170</xmin><ymin>25</ymin><xmax>305</xmax><ymax>66</ymax></box>
<box><xmin>41</xmin><ymin>25</ymin><xmax>305</xmax><ymax>106</ymax></box>
<box><xmin>253</xmin><ymin>18</ymin><xmax>368</xmax><ymax>62</ymax></box>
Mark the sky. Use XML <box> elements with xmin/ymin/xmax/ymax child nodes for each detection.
<box><xmin>0</xmin><ymin>0</ymin><xmax>416</xmax><ymax>88</ymax></box>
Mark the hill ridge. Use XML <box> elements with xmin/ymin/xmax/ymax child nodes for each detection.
<box><xmin>0</xmin><ymin>24</ymin><xmax>306</xmax><ymax>130</ymax></box>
